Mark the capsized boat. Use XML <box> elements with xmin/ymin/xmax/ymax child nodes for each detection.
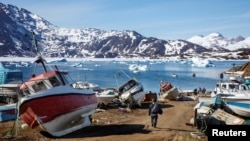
<box><xmin>118</xmin><ymin>78</ymin><xmax>145</xmax><ymax>106</ymax></box>
<box><xmin>114</xmin><ymin>70</ymin><xmax>145</xmax><ymax>107</ymax></box>
<box><xmin>159</xmin><ymin>81</ymin><xmax>180</xmax><ymax>101</ymax></box>
<box><xmin>18</xmin><ymin>32</ymin><xmax>98</xmax><ymax>137</ymax></box>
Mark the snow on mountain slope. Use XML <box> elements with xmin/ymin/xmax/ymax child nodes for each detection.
<box><xmin>187</xmin><ymin>32</ymin><xmax>246</xmax><ymax>51</ymax></box>
<box><xmin>226</xmin><ymin>37</ymin><xmax>250</xmax><ymax>51</ymax></box>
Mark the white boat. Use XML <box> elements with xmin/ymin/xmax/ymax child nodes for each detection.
<box><xmin>118</xmin><ymin>78</ymin><xmax>145</xmax><ymax>106</ymax></box>
<box><xmin>159</xmin><ymin>82</ymin><xmax>180</xmax><ymax>100</ymax></box>
<box><xmin>72</xmin><ymin>81</ymin><xmax>101</xmax><ymax>92</ymax></box>
<box><xmin>73</xmin><ymin>81</ymin><xmax>118</xmax><ymax>106</ymax></box>
<box><xmin>96</xmin><ymin>88</ymin><xmax>118</xmax><ymax>105</ymax></box>
<box><xmin>114</xmin><ymin>70</ymin><xmax>145</xmax><ymax>107</ymax></box>
<box><xmin>214</xmin><ymin>94</ymin><xmax>250</xmax><ymax>118</ymax></box>
<box><xmin>172</xmin><ymin>73</ymin><xmax>178</xmax><ymax>78</ymax></box>
<box><xmin>18</xmin><ymin>32</ymin><xmax>98</xmax><ymax>137</ymax></box>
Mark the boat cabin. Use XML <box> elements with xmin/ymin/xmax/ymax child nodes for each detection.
<box><xmin>214</xmin><ymin>81</ymin><xmax>250</xmax><ymax>94</ymax></box>
<box><xmin>20</xmin><ymin>70</ymin><xmax>69</xmax><ymax>95</ymax></box>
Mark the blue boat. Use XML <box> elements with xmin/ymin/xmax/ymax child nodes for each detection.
<box><xmin>0</xmin><ymin>61</ymin><xmax>21</xmax><ymax>122</ymax></box>
<box><xmin>0</xmin><ymin>103</ymin><xmax>17</xmax><ymax>122</ymax></box>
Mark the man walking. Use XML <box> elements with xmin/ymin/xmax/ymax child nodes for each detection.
<box><xmin>148</xmin><ymin>98</ymin><xmax>163</xmax><ymax>128</ymax></box>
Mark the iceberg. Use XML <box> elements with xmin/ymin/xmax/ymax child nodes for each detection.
<box><xmin>128</xmin><ymin>64</ymin><xmax>148</xmax><ymax>73</ymax></box>
<box><xmin>191</xmin><ymin>56</ymin><xmax>215</xmax><ymax>67</ymax></box>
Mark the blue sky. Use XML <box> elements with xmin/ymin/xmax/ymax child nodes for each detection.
<box><xmin>1</xmin><ymin>0</ymin><xmax>250</xmax><ymax>40</ymax></box>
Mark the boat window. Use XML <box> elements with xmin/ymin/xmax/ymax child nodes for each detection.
<box><xmin>229</xmin><ymin>84</ymin><xmax>239</xmax><ymax>90</ymax></box>
<box><xmin>22</xmin><ymin>88</ymin><xmax>30</xmax><ymax>95</ymax></box>
<box><xmin>129</xmin><ymin>80</ymin><xmax>136</xmax><ymax>87</ymax></box>
<box><xmin>241</xmin><ymin>85</ymin><xmax>248</xmax><ymax>90</ymax></box>
<box><xmin>49</xmin><ymin>77</ymin><xmax>60</xmax><ymax>87</ymax></box>
<box><xmin>32</xmin><ymin>81</ymin><xmax>47</xmax><ymax>92</ymax></box>
<box><xmin>222</xmin><ymin>84</ymin><xmax>226</xmax><ymax>89</ymax></box>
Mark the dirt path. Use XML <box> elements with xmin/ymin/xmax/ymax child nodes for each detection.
<box><xmin>0</xmin><ymin>99</ymin><xmax>207</xmax><ymax>141</ymax></box>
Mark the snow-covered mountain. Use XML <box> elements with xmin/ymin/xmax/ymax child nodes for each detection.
<box><xmin>0</xmin><ymin>2</ymin><xmax>249</xmax><ymax>59</ymax></box>
<box><xmin>187</xmin><ymin>32</ymin><xmax>249</xmax><ymax>51</ymax></box>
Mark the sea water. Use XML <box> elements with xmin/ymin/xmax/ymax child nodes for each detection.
<box><xmin>11</xmin><ymin>59</ymin><xmax>248</xmax><ymax>94</ymax></box>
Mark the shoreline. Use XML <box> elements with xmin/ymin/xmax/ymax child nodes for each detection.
<box><xmin>0</xmin><ymin>57</ymin><xmax>249</xmax><ymax>62</ymax></box>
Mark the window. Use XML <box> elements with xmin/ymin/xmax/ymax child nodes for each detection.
<box><xmin>32</xmin><ymin>81</ymin><xmax>47</xmax><ymax>92</ymax></box>
<box><xmin>22</xmin><ymin>88</ymin><xmax>30</xmax><ymax>95</ymax></box>
<box><xmin>49</xmin><ymin>77</ymin><xmax>60</xmax><ymax>87</ymax></box>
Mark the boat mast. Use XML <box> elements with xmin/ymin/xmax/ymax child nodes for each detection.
<box><xmin>31</xmin><ymin>31</ymin><xmax>47</xmax><ymax>72</ymax></box>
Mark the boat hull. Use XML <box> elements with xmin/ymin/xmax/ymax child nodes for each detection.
<box><xmin>131</xmin><ymin>91</ymin><xmax>145</xmax><ymax>106</ymax></box>
<box><xmin>19</xmin><ymin>93</ymin><xmax>98</xmax><ymax>134</ymax></box>
<box><xmin>40</xmin><ymin>103</ymin><xmax>97</xmax><ymax>137</ymax></box>
<box><xmin>96</xmin><ymin>95</ymin><xmax>116</xmax><ymax>105</ymax></box>
<box><xmin>222</xmin><ymin>97</ymin><xmax>250</xmax><ymax>118</ymax></box>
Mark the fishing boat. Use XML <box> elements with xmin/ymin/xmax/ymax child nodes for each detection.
<box><xmin>211</xmin><ymin>72</ymin><xmax>250</xmax><ymax>97</ymax></box>
<box><xmin>18</xmin><ymin>32</ymin><xmax>98</xmax><ymax>137</ymax></box>
<box><xmin>211</xmin><ymin>80</ymin><xmax>250</xmax><ymax>97</ymax></box>
<box><xmin>159</xmin><ymin>81</ymin><xmax>180</xmax><ymax>101</ymax></box>
<box><xmin>0</xmin><ymin>64</ymin><xmax>22</xmax><ymax>122</ymax></box>
<box><xmin>115</xmin><ymin>71</ymin><xmax>145</xmax><ymax>107</ymax></box>
<box><xmin>213</xmin><ymin>94</ymin><xmax>250</xmax><ymax>118</ymax></box>
<box><xmin>96</xmin><ymin>88</ymin><xmax>118</xmax><ymax>106</ymax></box>
<box><xmin>118</xmin><ymin>78</ymin><xmax>145</xmax><ymax>106</ymax></box>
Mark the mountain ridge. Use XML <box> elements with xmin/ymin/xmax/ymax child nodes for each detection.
<box><xmin>0</xmin><ymin>2</ymin><xmax>249</xmax><ymax>60</ymax></box>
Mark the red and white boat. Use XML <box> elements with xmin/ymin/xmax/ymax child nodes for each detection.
<box><xmin>159</xmin><ymin>81</ymin><xmax>180</xmax><ymax>101</ymax></box>
<box><xmin>18</xmin><ymin>32</ymin><xmax>98</xmax><ymax>137</ymax></box>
